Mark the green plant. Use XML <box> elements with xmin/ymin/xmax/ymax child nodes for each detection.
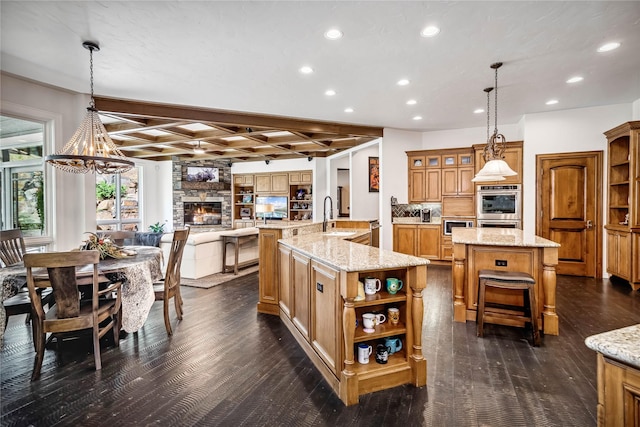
<box><xmin>149</xmin><ymin>222</ymin><xmax>165</xmax><ymax>233</ymax></box>
<box><xmin>96</xmin><ymin>182</ymin><xmax>128</xmax><ymax>201</ymax></box>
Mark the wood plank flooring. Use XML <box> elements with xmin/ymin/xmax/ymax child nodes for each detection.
<box><xmin>1</xmin><ymin>266</ymin><xmax>639</xmax><ymax>426</ymax></box>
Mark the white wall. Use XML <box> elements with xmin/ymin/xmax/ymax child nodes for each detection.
<box><xmin>1</xmin><ymin>74</ymin><xmax>172</xmax><ymax>249</ymax></box>
<box><xmin>349</xmin><ymin>144</ymin><xmax>380</xmax><ymax>220</ymax></box>
<box><xmin>380</xmin><ymin>129</ymin><xmax>422</xmax><ymax>249</ymax></box>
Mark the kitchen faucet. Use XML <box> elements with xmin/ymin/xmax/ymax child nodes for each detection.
<box><xmin>323</xmin><ymin>196</ymin><xmax>333</xmax><ymax>232</ymax></box>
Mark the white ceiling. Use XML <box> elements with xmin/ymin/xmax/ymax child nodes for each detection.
<box><xmin>1</xmin><ymin>1</ymin><xmax>640</xmax><ymax>132</ymax></box>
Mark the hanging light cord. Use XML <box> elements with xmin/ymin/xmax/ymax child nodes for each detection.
<box><xmin>89</xmin><ymin>44</ymin><xmax>95</xmax><ymax>109</ymax></box>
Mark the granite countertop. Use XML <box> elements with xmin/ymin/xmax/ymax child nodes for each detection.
<box><xmin>451</xmin><ymin>227</ymin><xmax>560</xmax><ymax>248</ymax></box>
<box><xmin>279</xmin><ymin>231</ymin><xmax>429</xmax><ymax>272</ymax></box>
<box><xmin>585</xmin><ymin>324</ymin><xmax>640</xmax><ymax>369</ymax></box>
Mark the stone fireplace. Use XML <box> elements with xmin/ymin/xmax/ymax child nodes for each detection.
<box><xmin>172</xmin><ymin>158</ymin><xmax>232</xmax><ymax>229</ymax></box>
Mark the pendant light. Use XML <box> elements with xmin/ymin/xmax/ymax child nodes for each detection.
<box><xmin>193</xmin><ymin>141</ymin><xmax>205</xmax><ymax>154</ymax></box>
<box><xmin>45</xmin><ymin>41</ymin><xmax>134</xmax><ymax>174</ymax></box>
<box><xmin>472</xmin><ymin>62</ymin><xmax>517</xmax><ymax>182</ymax></box>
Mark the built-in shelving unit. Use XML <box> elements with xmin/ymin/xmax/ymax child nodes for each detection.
<box><xmin>604</xmin><ymin>121</ymin><xmax>639</xmax><ymax>290</ymax></box>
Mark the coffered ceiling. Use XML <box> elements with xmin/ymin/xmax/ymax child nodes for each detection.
<box><xmin>1</xmin><ymin>1</ymin><xmax>640</xmax><ymax>163</ymax></box>
<box><xmin>95</xmin><ymin>97</ymin><xmax>382</xmax><ymax>163</ymax></box>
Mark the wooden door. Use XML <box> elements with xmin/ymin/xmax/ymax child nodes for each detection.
<box><xmin>425</xmin><ymin>169</ymin><xmax>441</xmax><ymax>201</ymax></box>
<box><xmin>537</xmin><ymin>152</ymin><xmax>602</xmax><ymax>277</ymax></box>
<box><xmin>441</xmin><ymin>168</ymin><xmax>457</xmax><ymax>196</ymax></box>
<box><xmin>417</xmin><ymin>226</ymin><xmax>440</xmax><ymax>259</ymax></box>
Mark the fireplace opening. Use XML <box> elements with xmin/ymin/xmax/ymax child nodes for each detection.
<box><xmin>184</xmin><ymin>202</ymin><xmax>222</xmax><ymax>226</ymax></box>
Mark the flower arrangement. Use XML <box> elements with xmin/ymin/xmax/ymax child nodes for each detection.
<box><xmin>80</xmin><ymin>232</ymin><xmax>126</xmax><ymax>260</ymax></box>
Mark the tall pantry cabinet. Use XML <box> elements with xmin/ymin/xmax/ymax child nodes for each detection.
<box><xmin>604</xmin><ymin>121</ymin><xmax>639</xmax><ymax>290</ymax></box>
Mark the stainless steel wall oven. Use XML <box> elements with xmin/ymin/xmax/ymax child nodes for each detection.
<box><xmin>476</xmin><ymin>184</ymin><xmax>521</xmax><ymax>221</ymax></box>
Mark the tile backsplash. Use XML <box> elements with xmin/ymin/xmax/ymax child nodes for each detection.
<box><xmin>391</xmin><ymin>202</ymin><xmax>442</xmax><ymax>220</ymax></box>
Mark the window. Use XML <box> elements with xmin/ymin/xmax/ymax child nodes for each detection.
<box><xmin>0</xmin><ymin>115</ymin><xmax>47</xmax><ymax>237</ymax></box>
<box><xmin>96</xmin><ymin>168</ymin><xmax>140</xmax><ymax>231</ymax></box>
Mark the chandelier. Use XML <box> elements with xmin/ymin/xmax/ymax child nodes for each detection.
<box><xmin>45</xmin><ymin>41</ymin><xmax>134</xmax><ymax>174</ymax></box>
<box><xmin>472</xmin><ymin>62</ymin><xmax>517</xmax><ymax>182</ymax></box>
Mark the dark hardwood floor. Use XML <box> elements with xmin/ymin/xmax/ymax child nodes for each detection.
<box><xmin>2</xmin><ymin>266</ymin><xmax>639</xmax><ymax>426</ymax></box>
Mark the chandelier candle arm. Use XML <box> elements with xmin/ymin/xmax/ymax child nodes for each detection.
<box><xmin>45</xmin><ymin>41</ymin><xmax>134</xmax><ymax>174</ymax></box>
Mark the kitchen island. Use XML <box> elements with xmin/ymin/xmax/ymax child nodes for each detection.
<box><xmin>585</xmin><ymin>324</ymin><xmax>640</xmax><ymax>426</ymax></box>
<box><xmin>270</xmin><ymin>227</ymin><xmax>428</xmax><ymax>405</ymax></box>
<box><xmin>451</xmin><ymin>227</ymin><xmax>560</xmax><ymax>335</ymax></box>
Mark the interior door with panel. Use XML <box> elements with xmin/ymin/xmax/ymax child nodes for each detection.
<box><xmin>537</xmin><ymin>152</ymin><xmax>602</xmax><ymax>277</ymax></box>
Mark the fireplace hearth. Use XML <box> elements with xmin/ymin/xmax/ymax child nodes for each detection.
<box><xmin>184</xmin><ymin>202</ymin><xmax>222</xmax><ymax>226</ymax></box>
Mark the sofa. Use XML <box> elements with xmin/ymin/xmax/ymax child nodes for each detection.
<box><xmin>160</xmin><ymin>227</ymin><xmax>259</xmax><ymax>279</ymax></box>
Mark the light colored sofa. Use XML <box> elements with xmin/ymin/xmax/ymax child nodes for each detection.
<box><xmin>160</xmin><ymin>227</ymin><xmax>259</xmax><ymax>279</ymax></box>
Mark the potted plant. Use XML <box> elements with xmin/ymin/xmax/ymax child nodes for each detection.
<box><xmin>137</xmin><ymin>222</ymin><xmax>165</xmax><ymax>247</ymax></box>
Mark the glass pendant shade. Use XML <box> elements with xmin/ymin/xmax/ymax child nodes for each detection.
<box><xmin>45</xmin><ymin>41</ymin><xmax>133</xmax><ymax>174</ymax></box>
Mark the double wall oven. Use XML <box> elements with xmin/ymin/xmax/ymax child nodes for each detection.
<box><xmin>476</xmin><ymin>184</ymin><xmax>521</xmax><ymax>229</ymax></box>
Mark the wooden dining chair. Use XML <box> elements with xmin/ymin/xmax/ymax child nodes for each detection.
<box><xmin>1</xmin><ymin>229</ymin><xmax>53</xmax><ymax>331</ymax></box>
<box><xmin>97</xmin><ymin>230</ymin><xmax>136</xmax><ymax>246</ymax></box>
<box><xmin>24</xmin><ymin>250</ymin><xmax>122</xmax><ymax>381</ymax></box>
<box><xmin>153</xmin><ymin>228</ymin><xmax>190</xmax><ymax>335</ymax></box>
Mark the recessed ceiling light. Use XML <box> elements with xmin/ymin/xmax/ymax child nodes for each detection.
<box><xmin>597</xmin><ymin>42</ymin><xmax>620</xmax><ymax>52</ymax></box>
<box><xmin>344</xmin><ymin>107</ymin><xmax>354</xmax><ymax>113</ymax></box>
<box><xmin>566</xmin><ymin>76</ymin><xmax>584</xmax><ymax>84</ymax></box>
<box><xmin>474</xmin><ymin>108</ymin><xmax>485</xmax><ymax>114</ymax></box>
<box><xmin>324</xmin><ymin>28</ymin><xmax>343</xmax><ymax>40</ymax></box>
<box><xmin>412</xmin><ymin>116</ymin><xmax>423</xmax><ymax>121</ymax></box>
<box><xmin>420</xmin><ymin>26</ymin><xmax>440</xmax><ymax>37</ymax></box>
<box><xmin>546</xmin><ymin>99</ymin><xmax>559</xmax><ymax>105</ymax></box>
<box><xmin>397</xmin><ymin>79</ymin><xmax>410</xmax><ymax>86</ymax></box>
<box><xmin>325</xmin><ymin>89</ymin><xmax>336</xmax><ymax>96</ymax></box>
<box><xmin>406</xmin><ymin>99</ymin><xmax>417</xmax><ymax>105</ymax></box>
<box><xmin>299</xmin><ymin>66</ymin><xmax>314</xmax><ymax>74</ymax></box>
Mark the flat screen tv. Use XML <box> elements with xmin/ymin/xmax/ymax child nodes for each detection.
<box><xmin>255</xmin><ymin>195</ymin><xmax>288</xmax><ymax>219</ymax></box>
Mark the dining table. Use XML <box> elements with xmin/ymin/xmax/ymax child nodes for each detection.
<box><xmin>0</xmin><ymin>246</ymin><xmax>164</xmax><ymax>344</ymax></box>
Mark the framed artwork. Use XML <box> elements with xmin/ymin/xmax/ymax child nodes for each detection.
<box><xmin>242</xmin><ymin>194</ymin><xmax>253</xmax><ymax>203</ymax></box>
<box><xmin>369</xmin><ymin>157</ymin><xmax>379</xmax><ymax>192</ymax></box>
<box><xmin>186</xmin><ymin>166</ymin><xmax>219</xmax><ymax>183</ymax></box>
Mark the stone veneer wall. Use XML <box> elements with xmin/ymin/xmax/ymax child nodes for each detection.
<box><xmin>172</xmin><ymin>158</ymin><xmax>233</xmax><ymax>229</ymax></box>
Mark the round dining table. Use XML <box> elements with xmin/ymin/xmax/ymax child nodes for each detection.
<box><xmin>0</xmin><ymin>246</ymin><xmax>164</xmax><ymax>344</ymax></box>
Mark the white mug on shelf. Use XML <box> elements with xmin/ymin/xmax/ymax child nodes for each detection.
<box><xmin>364</xmin><ymin>277</ymin><xmax>382</xmax><ymax>295</ymax></box>
<box><xmin>357</xmin><ymin>344</ymin><xmax>373</xmax><ymax>364</ymax></box>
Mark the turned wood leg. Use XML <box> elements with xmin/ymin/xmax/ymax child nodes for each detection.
<box><xmin>340</xmin><ymin>298</ymin><xmax>358</xmax><ymax>405</ymax></box>
<box><xmin>411</xmin><ymin>287</ymin><xmax>427</xmax><ymax>387</ymax></box>
<box><xmin>542</xmin><ymin>262</ymin><xmax>558</xmax><ymax>335</ymax></box>
<box><xmin>452</xmin><ymin>243</ymin><xmax>467</xmax><ymax>323</ymax></box>
<box><xmin>164</xmin><ymin>298</ymin><xmax>172</xmax><ymax>336</ymax></box>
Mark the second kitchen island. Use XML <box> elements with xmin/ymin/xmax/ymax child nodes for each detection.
<box><xmin>276</xmin><ymin>231</ymin><xmax>429</xmax><ymax>406</ymax></box>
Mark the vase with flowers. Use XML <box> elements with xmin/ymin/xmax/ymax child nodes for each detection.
<box><xmin>80</xmin><ymin>232</ymin><xmax>126</xmax><ymax>259</ymax></box>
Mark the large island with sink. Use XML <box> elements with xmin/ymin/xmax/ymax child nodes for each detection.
<box><xmin>257</xmin><ymin>220</ymin><xmax>428</xmax><ymax>405</ymax></box>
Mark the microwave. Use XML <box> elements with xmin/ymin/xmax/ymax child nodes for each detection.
<box><xmin>443</xmin><ymin>219</ymin><xmax>474</xmax><ymax>235</ymax></box>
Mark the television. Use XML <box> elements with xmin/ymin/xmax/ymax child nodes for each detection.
<box><xmin>255</xmin><ymin>195</ymin><xmax>288</xmax><ymax>219</ymax></box>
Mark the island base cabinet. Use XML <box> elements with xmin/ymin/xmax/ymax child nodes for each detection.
<box><xmin>278</xmin><ymin>244</ymin><xmax>427</xmax><ymax>405</ymax></box>
<box><xmin>596</xmin><ymin>353</ymin><xmax>640</xmax><ymax>426</ymax></box>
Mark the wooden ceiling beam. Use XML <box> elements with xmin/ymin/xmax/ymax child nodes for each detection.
<box><xmin>95</xmin><ymin>96</ymin><xmax>383</xmax><ymax>138</ymax></box>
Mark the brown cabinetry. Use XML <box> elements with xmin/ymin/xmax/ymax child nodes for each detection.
<box><xmin>232</xmin><ymin>173</ymin><xmax>255</xmax><ymax>227</ymax></box>
<box><xmin>255</xmin><ymin>173</ymin><xmax>289</xmax><ymax>193</ymax></box>
<box><xmin>595</xmin><ymin>354</ymin><xmax>640</xmax><ymax>426</ymax></box>
<box><xmin>289</xmin><ymin>170</ymin><xmax>312</xmax><ymax>184</ymax></box>
<box><xmin>604</xmin><ymin>121</ymin><xmax>639</xmax><ymax>290</ymax></box>
<box><xmin>289</xmin><ymin>171</ymin><xmax>313</xmax><ymax>221</ymax></box>
<box><xmin>311</xmin><ymin>260</ymin><xmax>340</xmax><ymax>375</ymax></box>
<box><xmin>407</xmin><ymin>148</ymin><xmax>472</xmax><ymax>203</ymax></box>
<box><xmin>473</xmin><ymin>141</ymin><xmax>523</xmax><ymax>185</ymax></box>
<box><xmin>392</xmin><ymin>224</ymin><xmax>440</xmax><ymax>261</ymax></box>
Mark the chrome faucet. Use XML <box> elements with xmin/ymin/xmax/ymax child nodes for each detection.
<box><xmin>323</xmin><ymin>196</ymin><xmax>333</xmax><ymax>232</ymax></box>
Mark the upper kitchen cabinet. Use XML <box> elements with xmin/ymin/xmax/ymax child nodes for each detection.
<box><xmin>255</xmin><ymin>173</ymin><xmax>289</xmax><ymax>193</ymax></box>
<box><xmin>472</xmin><ymin>141</ymin><xmax>523</xmax><ymax>185</ymax></box>
<box><xmin>407</xmin><ymin>149</ymin><xmax>473</xmax><ymax>203</ymax></box>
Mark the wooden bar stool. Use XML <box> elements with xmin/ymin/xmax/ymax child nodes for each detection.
<box><xmin>476</xmin><ymin>269</ymin><xmax>540</xmax><ymax>346</ymax></box>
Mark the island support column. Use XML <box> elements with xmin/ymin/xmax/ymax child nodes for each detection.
<box><xmin>340</xmin><ymin>272</ymin><xmax>358</xmax><ymax>405</ymax></box>
<box><xmin>542</xmin><ymin>246</ymin><xmax>559</xmax><ymax>335</ymax></box>
<box><xmin>408</xmin><ymin>264</ymin><xmax>427</xmax><ymax>386</ymax></box>
<box><xmin>452</xmin><ymin>242</ymin><xmax>467</xmax><ymax>323</ymax></box>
